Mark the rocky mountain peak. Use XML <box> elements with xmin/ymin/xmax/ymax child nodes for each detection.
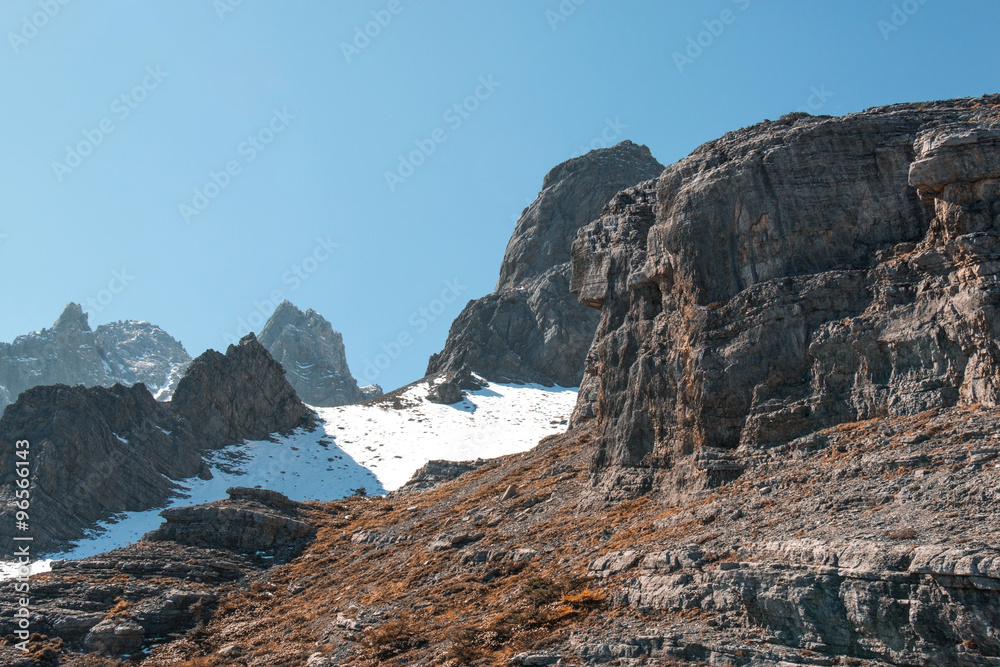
<box><xmin>2</xmin><ymin>99</ymin><xmax>1000</xmax><ymax>667</ymax></box>
<box><xmin>0</xmin><ymin>332</ymin><xmax>312</xmax><ymax>554</ymax></box>
<box><xmin>258</xmin><ymin>301</ymin><xmax>370</xmax><ymax>406</ymax></box>
<box><xmin>497</xmin><ymin>140</ymin><xmax>664</xmax><ymax>291</ymax></box>
<box><xmin>0</xmin><ymin>305</ymin><xmax>192</xmax><ymax>412</ymax></box>
<box><xmin>51</xmin><ymin>302</ymin><xmax>91</xmax><ymax>332</ymax></box>
<box><xmin>427</xmin><ymin>141</ymin><xmax>664</xmax><ymax>387</ymax></box>
<box><xmin>264</xmin><ymin>299</ymin><xmax>308</xmax><ymax>328</ymax></box>
<box><xmin>171</xmin><ymin>333</ymin><xmax>313</xmax><ymax>443</ymax></box>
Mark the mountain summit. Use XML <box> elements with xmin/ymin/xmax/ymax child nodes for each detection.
<box><xmin>3</xmin><ymin>100</ymin><xmax>1000</xmax><ymax>666</ymax></box>
<box><xmin>427</xmin><ymin>140</ymin><xmax>664</xmax><ymax>386</ymax></box>
<box><xmin>258</xmin><ymin>300</ymin><xmax>380</xmax><ymax>406</ymax></box>
<box><xmin>0</xmin><ymin>333</ymin><xmax>313</xmax><ymax>554</ymax></box>
<box><xmin>0</xmin><ymin>303</ymin><xmax>192</xmax><ymax>411</ymax></box>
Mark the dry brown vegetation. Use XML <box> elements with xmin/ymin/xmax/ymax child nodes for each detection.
<box><xmin>110</xmin><ymin>405</ymin><xmax>1000</xmax><ymax>665</ymax></box>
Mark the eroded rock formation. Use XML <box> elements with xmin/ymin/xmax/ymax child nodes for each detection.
<box><xmin>571</xmin><ymin>97</ymin><xmax>1000</xmax><ymax>500</ymax></box>
<box><xmin>0</xmin><ymin>303</ymin><xmax>192</xmax><ymax>412</ymax></box>
<box><xmin>259</xmin><ymin>300</ymin><xmax>375</xmax><ymax>406</ymax></box>
<box><xmin>428</xmin><ymin>141</ymin><xmax>664</xmax><ymax>386</ymax></box>
<box><xmin>0</xmin><ymin>487</ymin><xmax>314</xmax><ymax>660</ymax></box>
<box><xmin>0</xmin><ymin>334</ymin><xmax>313</xmax><ymax>554</ymax></box>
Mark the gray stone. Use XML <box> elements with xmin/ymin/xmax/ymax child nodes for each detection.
<box><xmin>0</xmin><ymin>302</ymin><xmax>192</xmax><ymax>411</ymax></box>
<box><xmin>258</xmin><ymin>300</ymin><xmax>365</xmax><ymax>407</ymax></box>
<box><xmin>426</xmin><ymin>378</ymin><xmax>464</xmax><ymax>404</ymax></box>
<box><xmin>143</xmin><ymin>487</ymin><xmax>315</xmax><ymax>556</ymax></box>
<box><xmin>572</xmin><ymin>95</ymin><xmax>1000</xmax><ymax>501</ymax></box>
<box><xmin>428</xmin><ymin>141</ymin><xmax>664</xmax><ymax>387</ymax></box>
<box><xmin>84</xmin><ymin>618</ymin><xmax>144</xmax><ymax>657</ymax></box>
<box><xmin>509</xmin><ymin>652</ymin><xmax>561</xmax><ymax>666</ymax></box>
<box><xmin>393</xmin><ymin>457</ymin><xmax>494</xmax><ymax>494</ymax></box>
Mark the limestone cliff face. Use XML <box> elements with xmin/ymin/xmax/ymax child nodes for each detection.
<box><xmin>258</xmin><ymin>300</ymin><xmax>369</xmax><ymax>406</ymax></box>
<box><xmin>571</xmin><ymin>97</ymin><xmax>1000</xmax><ymax>499</ymax></box>
<box><xmin>0</xmin><ymin>334</ymin><xmax>313</xmax><ymax>554</ymax></box>
<box><xmin>428</xmin><ymin>141</ymin><xmax>664</xmax><ymax>386</ymax></box>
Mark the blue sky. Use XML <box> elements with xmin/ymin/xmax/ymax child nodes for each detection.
<box><xmin>0</xmin><ymin>0</ymin><xmax>997</xmax><ymax>391</ymax></box>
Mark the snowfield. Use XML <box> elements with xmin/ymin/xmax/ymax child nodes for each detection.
<box><xmin>322</xmin><ymin>379</ymin><xmax>577</xmax><ymax>491</ymax></box>
<box><xmin>0</xmin><ymin>377</ymin><xmax>577</xmax><ymax>573</ymax></box>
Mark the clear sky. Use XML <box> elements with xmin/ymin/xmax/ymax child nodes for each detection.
<box><xmin>1</xmin><ymin>0</ymin><xmax>997</xmax><ymax>391</ymax></box>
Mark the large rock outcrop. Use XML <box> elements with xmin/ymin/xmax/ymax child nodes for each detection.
<box><xmin>0</xmin><ymin>303</ymin><xmax>192</xmax><ymax>412</ymax></box>
<box><xmin>427</xmin><ymin>141</ymin><xmax>664</xmax><ymax>387</ymax></box>
<box><xmin>0</xmin><ymin>490</ymin><xmax>317</xmax><ymax>660</ymax></box>
<box><xmin>143</xmin><ymin>487</ymin><xmax>315</xmax><ymax>556</ymax></box>
<box><xmin>3</xmin><ymin>99</ymin><xmax>999</xmax><ymax>667</ymax></box>
<box><xmin>0</xmin><ymin>334</ymin><xmax>313</xmax><ymax>554</ymax></box>
<box><xmin>171</xmin><ymin>331</ymin><xmax>312</xmax><ymax>443</ymax></box>
<box><xmin>258</xmin><ymin>300</ymin><xmax>376</xmax><ymax>406</ymax></box>
<box><xmin>571</xmin><ymin>96</ymin><xmax>1000</xmax><ymax>500</ymax></box>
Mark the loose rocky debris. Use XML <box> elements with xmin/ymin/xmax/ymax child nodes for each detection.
<box><xmin>9</xmin><ymin>403</ymin><xmax>990</xmax><ymax>665</ymax></box>
<box><xmin>0</xmin><ymin>487</ymin><xmax>316</xmax><ymax>663</ymax></box>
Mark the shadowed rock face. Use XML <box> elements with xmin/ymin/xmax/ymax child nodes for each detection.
<box><xmin>571</xmin><ymin>97</ymin><xmax>1000</xmax><ymax>500</ymax></box>
<box><xmin>172</xmin><ymin>332</ymin><xmax>313</xmax><ymax>443</ymax></box>
<box><xmin>428</xmin><ymin>141</ymin><xmax>664</xmax><ymax>387</ymax></box>
<box><xmin>0</xmin><ymin>303</ymin><xmax>192</xmax><ymax>412</ymax></box>
<box><xmin>258</xmin><ymin>300</ymin><xmax>371</xmax><ymax>406</ymax></box>
<box><xmin>0</xmin><ymin>334</ymin><xmax>313</xmax><ymax>554</ymax></box>
<box><xmin>0</xmin><ymin>383</ymin><xmax>198</xmax><ymax>553</ymax></box>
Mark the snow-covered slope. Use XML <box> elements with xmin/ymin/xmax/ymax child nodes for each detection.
<box><xmin>1</xmin><ymin>377</ymin><xmax>576</xmax><ymax>571</ymax></box>
<box><xmin>322</xmin><ymin>379</ymin><xmax>575</xmax><ymax>491</ymax></box>
<box><xmin>94</xmin><ymin>320</ymin><xmax>193</xmax><ymax>400</ymax></box>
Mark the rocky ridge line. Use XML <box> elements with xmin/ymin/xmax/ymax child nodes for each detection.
<box><xmin>0</xmin><ymin>334</ymin><xmax>313</xmax><ymax>554</ymax></box>
<box><xmin>427</xmin><ymin>140</ymin><xmax>664</xmax><ymax>387</ymax></box>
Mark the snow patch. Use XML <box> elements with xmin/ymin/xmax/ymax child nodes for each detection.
<box><xmin>2</xmin><ymin>379</ymin><xmax>576</xmax><ymax>566</ymax></box>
